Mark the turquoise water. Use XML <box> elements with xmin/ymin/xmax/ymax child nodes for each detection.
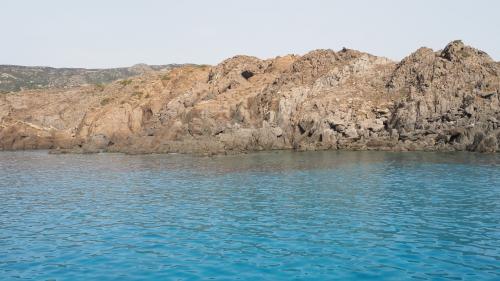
<box><xmin>0</xmin><ymin>151</ymin><xmax>499</xmax><ymax>280</ymax></box>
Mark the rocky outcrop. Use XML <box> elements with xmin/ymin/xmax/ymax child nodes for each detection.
<box><xmin>388</xmin><ymin>40</ymin><xmax>499</xmax><ymax>152</ymax></box>
<box><xmin>1</xmin><ymin>41</ymin><xmax>499</xmax><ymax>154</ymax></box>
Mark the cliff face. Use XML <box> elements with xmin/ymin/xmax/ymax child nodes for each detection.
<box><xmin>1</xmin><ymin>41</ymin><xmax>499</xmax><ymax>154</ymax></box>
<box><xmin>388</xmin><ymin>41</ymin><xmax>499</xmax><ymax>152</ymax></box>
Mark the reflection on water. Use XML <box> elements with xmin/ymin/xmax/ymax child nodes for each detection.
<box><xmin>0</xmin><ymin>151</ymin><xmax>499</xmax><ymax>280</ymax></box>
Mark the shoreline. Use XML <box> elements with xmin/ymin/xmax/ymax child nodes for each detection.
<box><xmin>1</xmin><ymin>145</ymin><xmax>496</xmax><ymax>157</ymax></box>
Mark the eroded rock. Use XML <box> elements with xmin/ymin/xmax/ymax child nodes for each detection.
<box><xmin>1</xmin><ymin>41</ymin><xmax>498</xmax><ymax>154</ymax></box>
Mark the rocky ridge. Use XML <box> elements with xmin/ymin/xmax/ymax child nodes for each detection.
<box><xmin>0</xmin><ymin>41</ymin><xmax>499</xmax><ymax>155</ymax></box>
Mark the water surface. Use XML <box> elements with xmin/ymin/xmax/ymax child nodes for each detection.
<box><xmin>0</xmin><ymin>151</ymin><xmax>499</xmax><ymax>280</ymax></box>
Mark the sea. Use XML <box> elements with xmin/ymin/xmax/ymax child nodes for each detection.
<box><xmin>0</xmin><ymin>150</ymin><xmax>499</xmax><ymax>280</ymax></box>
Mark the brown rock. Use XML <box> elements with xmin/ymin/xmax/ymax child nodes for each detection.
<box><xmin>1</xmin><ymin>41</ymin><xmax>498</xmax><ymax>154</ymax></box>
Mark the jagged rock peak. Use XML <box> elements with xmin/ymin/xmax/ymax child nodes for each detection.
<box><xmin>440</xmin><ymin>40</ymin><xmax>493</xmax><ymax>62</ymax></box>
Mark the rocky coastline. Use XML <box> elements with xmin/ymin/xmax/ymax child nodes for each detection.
<box><xmin>1</xmin><ymin>40</ymin><xmax>499</xmax><ymax>155</ymax></box>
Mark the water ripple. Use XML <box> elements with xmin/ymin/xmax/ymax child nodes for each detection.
<box><xmin>0</xmin><ymin>150</ymin><xmax>499</xmax><ymax>280</ymax></box>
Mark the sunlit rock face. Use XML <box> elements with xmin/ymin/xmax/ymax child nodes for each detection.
<box><xmin>1</xmin><ymin>41</ymin><xmax>499</xmax><ymax>154</ymax></box>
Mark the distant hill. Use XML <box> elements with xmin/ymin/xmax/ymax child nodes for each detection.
<box><xmin>0</xmin><ymin>64</ymin><xmax>184</xmax><ymax>93</ymax></box>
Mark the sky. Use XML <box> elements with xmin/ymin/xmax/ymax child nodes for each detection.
<box><xmin>1</xmin><ymin>0</ymin><xmax>499</xmax><ymax>68</ymax></box>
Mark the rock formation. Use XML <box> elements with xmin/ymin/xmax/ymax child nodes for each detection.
<box><xmin>1</xmin><ymin>41</ymin><xmax>498</xmax><ymax>155</ymax></box>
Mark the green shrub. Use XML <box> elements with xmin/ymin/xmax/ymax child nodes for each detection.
<box><xmin>95</xmin><ymin>83</ymin><xmax>105</xmax><ymax>92</ymax></box>
<box><xmin>119</xmin><ymin>79</ymin><xmax>132</xmax><ymax>86</ymax></box>
<box><xmin>458</xmin><ymin>49</ymin><xmax>471</xmax><ymax>58</ymax></box>
<box><xmin>100</xmin><ymin>97</ymin><xmax>112</xmax><ymax>106</ymax></box>
<box><xmin>132</xmin><ymin>91</ymin><xmax>143</xmax><ymax>98</ymax></box>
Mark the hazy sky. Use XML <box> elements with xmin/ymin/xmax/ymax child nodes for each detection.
<box><xmin>1</xmin><ymin>0</ymin><xmax>499</xmax><ymax>68</ymax></box>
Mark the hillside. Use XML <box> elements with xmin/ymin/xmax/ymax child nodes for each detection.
<box><xmin>0</xmin><ymin>40</ymin><xmax>499</xmax><ymax>154</ymax></box>
<box><xmin>0</xmin><ymin>64</ymin><xmax>184</xmax><ymax>93</ymax></box>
